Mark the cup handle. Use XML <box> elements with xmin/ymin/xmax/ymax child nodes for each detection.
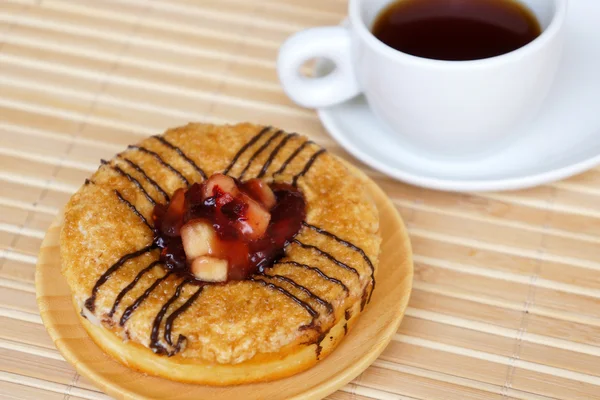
<box><xmin>277</xmin><ymin>26</ymin><xmax>361</xmax><ymax>109</ymax></box>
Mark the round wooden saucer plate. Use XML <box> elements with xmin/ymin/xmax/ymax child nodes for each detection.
<box><xmin>35</xmin><ymin>166</ymin><xmax>413</xmax><ymax>400</ymax></box>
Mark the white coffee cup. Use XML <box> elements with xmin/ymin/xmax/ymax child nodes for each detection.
<box><xmin>277</xmin><ymin>0</ymin><xmax>568</xmax><ymax>157</ymax></box>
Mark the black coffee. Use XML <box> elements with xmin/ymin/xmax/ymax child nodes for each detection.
<box><xmin>372</xmin><ymin>0</ymin><xmax>542</xmax><ymax>61</ymax></box>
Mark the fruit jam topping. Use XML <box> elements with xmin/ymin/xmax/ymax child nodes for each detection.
<box><xmin>152</xmin><ymin>174</ymin><xmax>306</xmax><ymax>282</ymax></box>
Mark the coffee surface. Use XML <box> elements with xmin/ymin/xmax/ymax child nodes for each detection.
<box><xmin>372</xmin><ymin>0</ymin><xmax>542</xmax><ymax>61</ymax></box>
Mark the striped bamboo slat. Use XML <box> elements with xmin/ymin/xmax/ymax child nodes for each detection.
<box><xmin>1</xmin><ymin>0</ymin><xmax>600</xmax><ymax>399</ymax></box>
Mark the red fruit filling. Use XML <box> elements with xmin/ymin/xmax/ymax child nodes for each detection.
<box><xmin>152</xmin><ymin>174</ymin><xmax>306</xmax><ymax>282</ymax></box>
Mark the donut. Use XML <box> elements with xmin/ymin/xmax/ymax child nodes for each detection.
<box><xmin>60</xmin><ymin>123</ymin><xmax>381</xmax><ymax>385</ymax></box>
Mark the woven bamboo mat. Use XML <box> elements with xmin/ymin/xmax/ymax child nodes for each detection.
<box><xmin>1</xmin><ymin>0</ymin><xmax>600</xmax><ymax>399</ymax></box>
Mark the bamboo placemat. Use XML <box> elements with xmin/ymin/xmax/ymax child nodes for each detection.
<box><xmin>1</xmin><ymin>0</ymin><xmax>600</xmax><ymax>399</ymax></box>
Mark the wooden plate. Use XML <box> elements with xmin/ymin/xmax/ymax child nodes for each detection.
<box><xmin>35</xmin><ymin>167</ymin><xmax>413</xmax><ymax>400</ymax></box>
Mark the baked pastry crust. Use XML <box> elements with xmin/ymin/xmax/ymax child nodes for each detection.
<box><xmin>60</xmin><ymin>123</ymin><xmax>381</xmax><ymax>385</ymax></box>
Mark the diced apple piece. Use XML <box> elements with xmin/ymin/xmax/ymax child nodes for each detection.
<box><xmin>161</xmin><ymin>188</ymin><xmax>186</xmax><ymax>236</ymax></box>
<box><xmin>236</xmin><ymin>194</ymin><xmax>271</xmax><ymax>240</ymax></box>
<box><xmin>190</xmin><ymin>256</ymin><xmax>228</xmax><ymax>282</ymax></box>
<box><xmin>181</xmin><ymin>220</ymin><xmax>217</xmax><ymax>260</ymax></box>
<box><xmin>242</xmin><ymin>179</ymin><xmax>276</xmax><ymax>209</ymax></box>
<box><xmin>202</xmin><ymin>173</ymin><xmax>238</xmax><ymax>199</ymax></box>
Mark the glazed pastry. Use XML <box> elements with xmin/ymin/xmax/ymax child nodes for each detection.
<box><xmin>60</xmin><ymin>123</ymin><xmax>380</xmax><ymax>385</ymax></box>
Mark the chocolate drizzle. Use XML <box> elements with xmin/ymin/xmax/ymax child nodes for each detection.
<box><xmin>315</xmin><ymin>329</ymin><xmax>330</xmax><ymax>359</ymax></box>
<box><xmin>238</xmin><ymin>130</ymin><xmax>284</xmax><ymax>180</ymax></box>
<box><xmin>164</xmin><ymin>285</ymin><xmax>204</xmax><ymax>347</ymax></box>
<box><xmin>303</xmin><ymin>222</ymin><xmax>376</xmax><ymax>302</ymax></box>
<box><xmin>343</xmin><ymin>309</ymin><xmax>352</xmax><ymax>336</ymax></box>
<box><xmin>223</xmin><ymin>126</ymin><xmax>271</xmax><ymax>175</ymax></box>
<box><xmin>114</xmin><ymin>190</ymin><xmax>152</xmax><ymax>230</ymax></box>
<box><xmin>249</xmin><ymin>277</ymin><xmax>318</xmax><ymax>323</ymax></box>
<box><xmin>292</xmin><ymin>149</ymin><xmax>326</xmax><ymax>187</ymax></box>
<box><xmin>84</xmin><ymin>244</ymin><xmax>157</xmax><ymax>312</ymax></box>
<box><xmin>360</xmin><ymin>290</ymin><xmax>369</xmax><ymax>311</ymax></box>
<box><xmin>117</xmin><ymin>156</ymin><xmax>170</xmax><ymax>202</ymax></box>
<box><xmin>257</xmin><ymin>133</ymin><xmax>298</xmax><ymax>178</ymax></box>
<box><xmin>273</xmin><ymin>139</ymin><xmax>314</xmax><ymax>176</ymax></box>
<box><xmin>108</xmin><ymin>260</ymin><xmax>161</xmax><ymax>318</ymax></box>
<box><xmin>276</xmin><ymin>261</ymin><xmax>349</xmax><ymax>294</ymax></box>
<box><xmin>292</xmin><ymin>240</ymin><xmax>359</xmax><ymax>276</ymax></box>
<box><xmin>128</xmin><ymin>145</ymin><xmax>189</xmax><ymax>186</ymax></box>
<box><xmin>103</xmin><ymin>160</ymin><xmax>157</xmax><ymax>206</ymax></box>
<box><xmin>262</xmin><ymin>273</ymin><xmax>333</xmax><ymax>314</ymax></box>
<box><xmin>120</xmin><ymin>271</ymin><xmax>173</xmax><ymax>326</ymax></box>
<box><xmin>152</xmin><ymin>135</ymin><xmax>207</xmax><ymax>180</ymax></box>
<box><xmin>150</xmin><ymin>279</ymin><xmax>190</xmax><ymax>354</ymax></box>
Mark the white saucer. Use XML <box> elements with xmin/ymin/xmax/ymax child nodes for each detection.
<box><xmin>316</xmin><ymin>0</ymin><xmax>600</xmax><ymax>192</ymax></box>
